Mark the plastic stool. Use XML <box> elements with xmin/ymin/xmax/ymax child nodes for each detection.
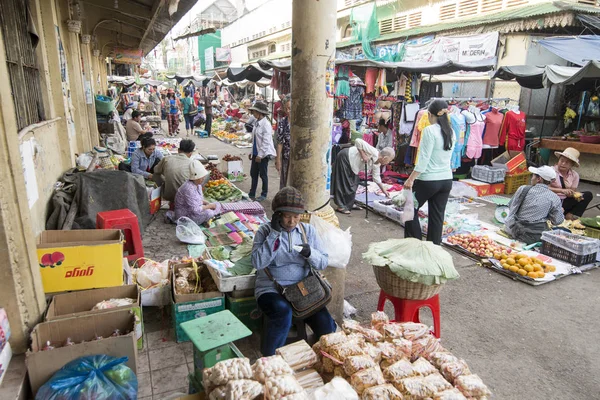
<box><xmin>261</xmin><ymin>316</ymin><xmax>307</xmax><ymax>353</ymax></box>
<box><xmin>377</xmin><ymin>290</ymin><xmax>441</xmax><ymax>338</ymax></box>
<box><xmin>195</xmin><ymin>130</ymin><xmax>208</xmax><ymax>138</ymax></box>
<box><xmin>96</xmin><ymin>209</ymin><xmax>144</xmax><ymax>262</ymax></box>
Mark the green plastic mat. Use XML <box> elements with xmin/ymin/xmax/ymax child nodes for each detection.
<box><xmin>478</xmin><ymin>195</ymin><xmax>511</xmax><ymax>206</ymax></box>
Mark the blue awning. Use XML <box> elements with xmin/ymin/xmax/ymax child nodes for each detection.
<box><xmin>537</xmin><ymin>35</ymin><xmax>600</xmax><ymax>66</ymax></box>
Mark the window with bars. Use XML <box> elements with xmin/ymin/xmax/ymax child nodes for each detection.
<box><xmin>0</xmin><ymin>0</ymin><xmax>46</xmax><ymax>130</ymax></box>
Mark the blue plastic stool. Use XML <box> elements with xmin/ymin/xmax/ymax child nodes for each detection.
<box><xmin>196</xmin><ymin>130</ymin><xmax>208</xmax><ymax>138</ymax></box>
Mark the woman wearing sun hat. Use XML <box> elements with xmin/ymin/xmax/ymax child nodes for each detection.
<box><xmin>173</xmin><ymin>160</ymin><xmax>222</xmax><ymax>225</ymax></box>
<box><xmin>549</xmin><ymin>147</ymin><xmax>593</xmax><ymax>220</ymax></box>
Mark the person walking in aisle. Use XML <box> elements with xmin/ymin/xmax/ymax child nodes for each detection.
<box><xmin>166</xmin><ymin>90</ymin><xmax>180</xmax><ymax>137</ymax></box>
<box><xmin>180</xmin><ymin>89</ymin><xmax>195</xmax><ymax>136</ymax></box>
<box><xmin>248</xmin><ymin>101</ymin><xmax>276</xmax><ymax>201</ymax></box>
<box><xmin>403</xmin><ymin>99</ymin><xmax>455</xmax><ymax>245</ymax></box>
<box><xmin>276</xmin><ymin>96</ymin><xmax>291</xmax><ymax>189</ymax></box>
<box><xmin>204</xmin><ymin>89</ymin><xmax>214</xmax><ymax>136</ymax></box>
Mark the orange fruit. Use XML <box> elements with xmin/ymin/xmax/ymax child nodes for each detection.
<box><xmin>506</xmin><ymin>258</ymin><xmax>516</xmax><ymax>265</ymax></box>
<box><xmin>527</xmin><ymin>271</ymin><xmax>538</xmax><ymax>278</ymax></box>
<box><xmin>518</xmin><ymin>259</ymin><xmax>529</xmax><ymax>267</ymax></box>
<box><xmin>537</xmin><ymin>272</ymin><xmax>545</xmax><ymax>278</ymax></box>
<box><xmin>532</xmin><ymin>258</ymin><xmax>543</xmax><ymax>265</ymax></box>
<box><xmin>524</xmin><ymin>264</ymin><xmax>534</xmax><ymax>273</ymax></box>
<box><xmin>493</xmin><ymin>252</ymin><xmax>502</xmax><ymax>259</ymax></box>
<box><xmin>508</xmin><ymin>265</ymin><xmax>519</xmax><ymax>273</ymax></box>
<box><xmin>517</xmin><ymin>269</ymin><xmax>527</xmax><ymax>276</ymax></box>
<box><xmin>502</xmin><ymin>263</ymin><xmax>510</xmax><ymax>270</ymax></box>
<box><xmin>533</xmin><ymin>265</ymin><xmax>543</xmax><ymax>272</ymax></box>
<box><xmin>548</xmin><ymin>265</ymin><xmax>556</xmax><ymax>272</ymax></box>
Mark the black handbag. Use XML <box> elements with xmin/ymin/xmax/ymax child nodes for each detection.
<box><xmin>264</xmin><ymin>224</ymin><xmax>332</xmax><ymax>319</ymax></box>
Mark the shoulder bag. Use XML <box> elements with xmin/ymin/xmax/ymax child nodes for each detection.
<box><xmin>264</xmin><ymin>224</ymin><xmax>332</xmax><ymax>319</ymax></box>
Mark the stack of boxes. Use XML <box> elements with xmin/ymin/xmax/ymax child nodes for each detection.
<box><xmin>459</xmin><ymin>151</ymin><xmax>527</xmax><ymax>196</ymax></box>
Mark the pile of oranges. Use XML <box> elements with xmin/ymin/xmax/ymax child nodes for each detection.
<box><xmin>496</xmin><ymin>252</ymin><xmax>556</xmax><ymax>279</ymax></box>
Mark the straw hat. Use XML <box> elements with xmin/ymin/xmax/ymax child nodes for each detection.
<box><xmin>189</xmin><ymin>160</ymin><xmax>209</xmax><ymax>181</ymax></box>
<box><xmin>248</xmin><ymin>101</ymin><xmax>269</xmax><ymax>115</ymax></box>
<box><xmin>554</xmin><ymin>147</ymin><xmax>580</xmax><ymax>167</ymax></box>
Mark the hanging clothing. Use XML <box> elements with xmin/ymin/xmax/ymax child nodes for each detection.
<box><xmin>499</xmin><ymin>110</ymin><xmax>527</xmax><ymax>151</ymax></box>
<box><xmin>396</xmin><ymin>74</ymin><xmax>408</xmax><ymax>97</ymax></box>
<box><xmin>365</xmin><ymin>68</ymin><xmax>378</xmax><ymax>94</ymax></box>
<box><xmin>343</xmin><ymin>85</ymin><xmax>364</xmax><ymax>120</ymax></box>
<box><xmin>482</xmin><ymin>108</ymin><xmax>503</xmax><ymax>147</ymax></box>
<box><xmin>465</xmin><ymin>115</ymin><xmax>485</xmax><ymax>160</ymax></box>
<box><xmin>362</xmin><ymin>93</ymin><xmax>376</xmax><ymax>116</ymax></box>
<box><xmin>375</xmin><ymin>69</ymin><xmax>388</xmax><ymax>96</ymax></box>
<box><xmin>336</xmin><ymin>66</ymin><xmax>350</xmax><ymax>97</ymax></box>
<box><xmin>450</xmin><ymin>113</ymin><xmax>466</xmax><ymax>169</ymax></box>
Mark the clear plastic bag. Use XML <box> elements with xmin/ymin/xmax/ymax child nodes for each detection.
<box><xmin>133</xmin><ymin>258</ymin><xmax>169</xmax><ymax>289</ymax></box>
<box><xmin>382</xmin><ymin>323</ymin><xmax>403</xmax><ymax>340</ymax></box>
<box><xmin>359</xmin><ymin>327</ymin><xmax>384</xmax><ymax>344</ymax></box>
<box><xmin>394</xmin><ymin>376</ymin><xmax>436</xmax><ymax>399</ymax></box>
<box><xmin>309</xmin><ymin>377</ymin><xmax>359</xmax><ymax>400</ymax></box>
<box><xmin>401</xmin><ymin>189</ymin><xmax>414</xmax><ymax>223</ymax></box>
<box><xmin>382</xmin><ymin>358</ymin><xmax>415</xmax><ymax>382</ymax></box>
<box><xmin>433</xmin><ymin>388</ymin><xmax>468</xmax><ymax>400</ymax></box>
<box><xmin>370</xmin><ymin>311</ymin><xmax>389</xmax><ymax>333</ymax></box>
<box><xmin>343</xmin><ymin>355</ymin><xmax>377</xmax><ymax>376</ymax></box>
<box><xmin>91</xmin><ymin>298</ymin><xmax>135</xmax><ymax>310</ymax></box>
<box><xmin>176</xmin><ymin>217</ymin><xmax>207</xmax><ymax>245</ymax></box>
<box><xmin>411</xmin><ymin>334</ymin><xmax>444</xmax><ymax>361</ymax></box>
<box><xmin>203</xmin><ymin>358</ymin><xmax>253</xmax><ymax>388</ymax></box>
<box><xmin>390</xmin><ymin>338</ymin><xmax>412</xmax><ymax>359</ymax></box>
<box><xmin>399</xmin><ymin>322</ymin><xmax>429</xmax><ymax>341</ymax></box>
<box><xmin>208</xmin><ymin>386</ymin><xmax>227</xmax><ymax>400</ymax></box>
<box><xmin>423</xmin><ymin>372</ymin><xmax>452</xmax><ymax>392</ymax></box>
<box><xmin>450</xmin><ymin>181</ymin><xmax>478</xmax><ymax>198</ymax></box>
<box><xmin>342</xmin><ymin>319</ymin><xmax>363</xmax><ymax>335</ymax></box>
<box><xmin>350</xmin><ymin>367</ymin><xmax>385</xmax><ymax>395</ymax></box>
<box><xmin>253</xmin><ymin>355</ymin><xmax>295</xmax><ymax>383</ymax></box>
<box><xmin>276</xmin><ymin>341</ymin><xmax>318</xmax><ymax>372</ymax></box>
<box><xmin>428</xmin><ymin>352</ymin><xmax>459</xmax><ymax>369</ymax></box>
<box><xmin>439</xmin><ymin>360</ymin><xmax>471</xmax><ymax>384</ymax></box>
<box><xmin>224</xmin><ymin>379</ymin><xmax>263</xmax><ymax>400</ymax></box>
<box><xmin>265</xmin><ymin>374</ymin><xmax>305</xmax><ymax>399</ymax></box>
<box><xmin>411</xmin><ymin>357</ymin><xmax>437</xmax><ymax>376</ymax></box>
<box><xmin>310</xmin><ymin>215</ymin><xmax>352</xmax><ymax>268</ymax></box>
<box><xmin>329</xmin><ymin>341</ymin><xmax>365</xmax><ymax>362</ymax></box>
<box><xmin>454</xmin><ymin>374</ymin><xmax>491</xmax><ymax>398</ymax></box>
<box><xmin>319</xmin><ymin>332</ymin><xmax>347</xmax><ymax>351</ymax></box>
<box><xmin>35</xmin><ymin>355</ymin><xmax>137</xmax><ymax>400</ymax></box>
<box><xmin>361</xmin><ymin>384</ymin><xmax>403</xmax><ymax>400</ymax></box>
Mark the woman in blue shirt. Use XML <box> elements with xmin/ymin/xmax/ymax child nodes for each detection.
<box><xmin>130</xmin><ymin>138</ymin><xmax>164</xmax><ymax>181</ymax></box>
<box><xmin>403</xmin><ymin>99</ymin><xmax>455</xmax><ymax>245</ymax></box>
<box><xmin>252</xmin><ymin>187</ymin><xmax>336</xmax><ymax>356</ymax></box>
<box><xmin>166</xmin><ymin>90</ymin><xmax>180</xmax><ymax>137</ymax></box>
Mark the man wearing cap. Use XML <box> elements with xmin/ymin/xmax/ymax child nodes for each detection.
<box><xmin>252</xmin><ymin>187</ymin><xmax>336</xmax><ymax>356</ymax></box>
<box><xmin>174</xmin><ymin>160</ymin><xmax>222</xmax><ymax>225</ymax></box>
<box><xmin>549</xmin><ymin>147</ymin><xmax>593</xmax><ymax>220</ymax></box>
<box><xmin>248</xmin><ymin>101</ymin><xmax>276</xmax><ymax>201</ymax></box>
<box><xmin>505</xmin><ymin>166</ymin><xmax>564</xmax><ymax>244</ymax></box>
<box><xmin>154</xmin><ymin>139</ymin><xmax>196</xmax><ymax>203</ymax></box>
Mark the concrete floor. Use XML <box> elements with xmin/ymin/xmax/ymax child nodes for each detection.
<box><xmin>141</xmin><ymin>125</ymin><xmax>600</xmax><ymax>400</ymax></box>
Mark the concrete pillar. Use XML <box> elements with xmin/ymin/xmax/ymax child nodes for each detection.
<box><xmin>289</xmin><ymin>0</ymin><xmax>345</xmax><ymax>323</ymax></box>
<box><xmin>80</xmin><ymin>39</ymin><xmax>100</xmax><ymax>147</ymax></box>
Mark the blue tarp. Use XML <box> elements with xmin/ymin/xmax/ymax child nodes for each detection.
<box><xmin>538</xmin><ymin>35</ymin><xmax>600</xmax><ymax>66</ymax></box>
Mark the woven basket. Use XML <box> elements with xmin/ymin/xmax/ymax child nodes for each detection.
<box><xmin>301</xmin><ymin>204</ymin><xmax>339</xmax><ymax>228</ymax></box>
<box><xmin>373</xmin><ymin>265</ymin><xmax>442</xmax><ymax>300</ymax></box>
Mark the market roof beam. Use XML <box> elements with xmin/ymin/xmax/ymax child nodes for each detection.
<box><xmin>93</xmin><ymin>19</ymin><xmax>146</xmax><ymax>39</ymax></box>
<box><xmin>81</xmin><ymin>0</ymin><xmax>152</xmax><ymax>22</ymax></box>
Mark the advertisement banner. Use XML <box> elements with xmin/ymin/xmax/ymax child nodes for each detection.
<box><xmin>215</xmin><ymin>48</ymin><xmax>231</xmax><ymax>62</ymax></box>
<box><xmin>113</xmin><ymin>48</ymin><xmax>143</xmax><ymax>65</ymax></box>
<box><xmin>205</xmin><ymin>46</ymin><xmax>214</xmax><ymax>70</ymax></box>
<box><xmin>402</xmin><ymin>32</ymin><xmax>499</xmax><ymax>63</ymax></box>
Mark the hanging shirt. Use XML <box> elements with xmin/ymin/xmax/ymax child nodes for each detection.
<box><xmin>499</xmin><ymin>110</ymin><xmax>527</xmax><ymax>151</ymax></box>
<box><xmin>414</xmin><ymin>124</ymin><xmax>454</xmax><ymax>181</ymax></box>
<box><xmin>466</xmin><ymin>117</ymin><xmax>485</xmax><ymax>160</ymax></box>
<box><xmin>450</xmin><ymin>113</ymin><xmax>466</xmax><ymax>169</ymax></box>
<box><xmin>482</xmin><ymin>108</ymin><xmax>503</xmax><ymax>147</ymax></box>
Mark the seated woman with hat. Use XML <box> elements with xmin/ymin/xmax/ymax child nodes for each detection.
<box><xmin>549</xmin><ymin>147</ymin><xmax>593</xmax><ymax>220</ymax></box>
<box><xmin>174</xmin><ymin>160</ymin><xmax>222</xmax><ymax>225</ymax></box>
<box><xmin>252</xmin><ymin>187</ymin><xmax>336</xmax><ymax>356</ymax></box>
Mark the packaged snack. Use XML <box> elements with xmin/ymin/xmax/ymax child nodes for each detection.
<box><xmin>343</xmin><ymin>355</ymin><xmax>377</xmax><ymax>376</ymax></box>
<box><xmin>342</xmin><ymin>319</ymin><xmax>363</xmax><ymax>334</ymax></box>
<box><xmin>454</xmin><ymin>374</ymin><xmax>492</xmax><ymax>398</ymax></box>
<box><xmin>371</xmin><ymin>311</ymin><xmax>389</xmax><ymax>332</ymax></box>
<box><xmin>225</xmin><ymin>379</ymin><xmax>263</xmax><ymax>400</ymax></box>
<box><xmin>360</xmin><ymin>327</ymin><xmax>384</xmax><ymax>343</ymax></box>
<box><xmin>382</xmin><ymin>323</ymin><xmax>404</xmax><ymax>340</ymax></box>
<box><xmin>329</xmin><ymin>341</ymin><xmax>365</xmax><ymax>362</ymax></box>
<box><xmin>311</xmin><ymin>377</ymin><xmax>359</xmax><ymax>399</ymax></box>
<box><xmin>319</xmin><ymin>331</ymin><xmax>347</xmax><ymax>350</ymax></box>
<box><xmin>295</xmin><ymin>368</ymin><xmax>323</xmax><ymax>390</ymax></box>
<box><xmin>350</xmin><ymin>367</ymin><xmax>385</xmax><ymax>395</ymax></box>
<box><xmin>312</xmin><ymin>342</ymin><xmax>322</xmax><ymax>357</ymax></box>
<box><xmin>440</xmin><ymin>360</ymin><xmax>471</xmax><ymax>384</ymax></box>
<box><xmin>253</xmin><ymin>355</ymin><xmax>295</xmax><ymax>383</ymax></box>
<box><xmin>277</xmin><ymin>340</ymin><xmax>318</xmax><ymax>372</ymax></box>
<box><xmin>363</xmin><ymin>343</ymin><xmax>382</xmax><ymax>364</ymax></box>
<box><xmin>400</xmin><ymin>322</ymin><xmax>430</xmax><ymax>341</ymax></box>
<box><xmin>378</xmin><ymin>342</ymin><xmax>408</xmax><ymax>367</ymax></box>
<box><xmin>281</xmin><ymin>393</ymin><xmax>309</xmax><ymax>400</ymax></box>
<box><xmin>361</xmin><ymin>384</ymin><xmax>403</xmax><ymax>400</ymax></box>
<box><xmin>423</xmin><ymin>372</ymin><xmax>452</xmax><ymax>392</ymax></box>
<box><xmin>411</xmin><ymin>357</ymin><xmax>437</xmax><ymax>376</ymax></box>
<box><xmin>347</xmin><ymin>333</ymin><xmax>367</xmax><ymax>346</ymax></box>
<box><xmin>433</xmin><ymin>388</ymin><xmax>468</xmax><ymax>400</ymax></box>
<box><xmin>321</xmin><ymin>357</ymin><xmax>336</xmax><ymax>373</ymax></box>
<box><xmin>428</xmin><ymin>352</ymin><xmax>459</xmax><ymax>369</ymax></box>
<box><xmin>391</xmin><ymin>338</ymin><xmax>412</xmax><ymax>359</ymax></box>
<box><xmin>394</xmin><ymin>376</ymin><xmax>436</xmax><ymax>399</ymax></box>
<box><xmin>265</xmin><ymin>374</ymin><xmax>305</xmax><ymax>400</ymax></box>
<box><xmin>208</xmin><ymin>386</ymin><xmax>227</xmax><ymax>400</ymax></box>
<box><xmin>383</xmin><ymin>358</ymin><xmax>415</xmax><ymax>381</ymax></box>
<box><xmin>411</xmin><ymin>334</ymin><xmax>444</xmax><ymax>360</ymax></box>
<box><xmin>333</xmin><ymin>366</ymin><xmax>346</xmax><ymax>378</ymax></box>
<box><xmin>204</xmin><ymin>358</ymin><xmax>253</xmax><ymax>387</ymax></box>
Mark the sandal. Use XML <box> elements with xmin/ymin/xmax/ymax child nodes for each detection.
<box><xmin>352</xmin><ymin>204</ymin><xmax>363</xmax><ymax>210</ymax></box>
<box><xmin>336</xmin><ymin>208</ymin><xmax>351</xmax><ymax>215</ymax></box>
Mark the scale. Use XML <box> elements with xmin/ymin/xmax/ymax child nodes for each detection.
<box><xmin>494</xmin><ymin>205</ymin><xmax>510</xmax><ymax>224</ymax></box>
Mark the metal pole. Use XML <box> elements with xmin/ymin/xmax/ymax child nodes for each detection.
<box><xmin>290</xmin><ymin>0</ymin><xmax>344</xmax><ymax>322</ymax></box>
<box><xmin>539</xmin><ymin>85</ymin><xmax>552</xmax><ymax>143</ymax></box>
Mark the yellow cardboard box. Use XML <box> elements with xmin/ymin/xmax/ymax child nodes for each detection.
<box><xmin>37</xmin><ymin>230</ymin><xmax>124</xmax><ymax>293</ymax></box>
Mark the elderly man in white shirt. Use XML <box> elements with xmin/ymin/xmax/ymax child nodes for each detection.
<box><xmin>332</xmin><ymin>138</ymin><xmax>395</xmax><ymax>214</ymax></box>
<box><xmin>248</xmin><ymin>101</ymin><xmax>276</xmax><ymax>201</ymax></box>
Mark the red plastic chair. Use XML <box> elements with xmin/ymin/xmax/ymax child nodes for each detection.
<box><xmin>377</xmin><ymin>290</ymin><xmax>441</xmax><ymax>338</ymax></box>
<box><xmin>96</xmin><ymin>209</ymin><xmax>144</xmax><ymax>262</ymax></box>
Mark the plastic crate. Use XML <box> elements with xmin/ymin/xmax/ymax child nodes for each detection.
<box><xmin>504</xmin><ymin>172</ymin><xmax>531</xmax><ymax>194</ymax></box>
<box><xmin>541</xmin><ymin>241</ymin><xmax>597</xmax><ymax>266</ymax></box>
<box><xmin>471</xmin><ymin>165</ymin><xmax>506</xmax><ymax>183</ymax></box>
<box><xmin>541</xmin><ymin>230</ymin><xmax>600</xmax><ymax>255</ymax></box>
<box><xmin>585</xmin><ymin>226</ymin><xmax>600</xmax><ymax>239</ymax></box>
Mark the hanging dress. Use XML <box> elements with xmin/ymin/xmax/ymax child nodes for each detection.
<box><xmin>465</xmin><ymin>111</ymin><xmax>486</xmax><ymax>159</ymax></box>
<box><xmin>450</xmin><ymin>112</ymin><xmax>466</xmax><ymax>169</ymax></box>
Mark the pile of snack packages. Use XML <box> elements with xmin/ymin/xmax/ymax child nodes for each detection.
<box><xmin>174</xmin><ymin>263</ymin><xmax>218</xmax><ymax>295</ymax></box>
<box><xmin>201</xmin><ymin>311</ymin><xmax>491</xmax><ymax>399</ymax></box>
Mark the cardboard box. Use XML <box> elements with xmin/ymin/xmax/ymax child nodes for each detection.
<box><xmin>0</xmin><ymin>342</ymin><xmax>12</xmax><ymax>387</ymax></box>
<box><xmin>37</xmin><ymin>230</ymin><xmax>124</xmax><ymax>293</ymax></box>
<box><xmin>219</xmin><ymin>160</ymin><xmax>244</xmax><ymax>182</ymax></box>
<box><xmin>225</xmin><ymin>295</ymin><xmax>262</xmax><ymax>331</ymax></box>
<box><xmin>172</xmin><ymin>263</ymin><xmax>225</xmax><ymax>342</ymax></box>
<box><xmin>491</xmin><ymin>151</ymin><xmax>527</xmax><ymax>175</ymax></box>
<box><xmin>27</xmin><ymin>309</ymin><xmax>137</xmax><ymax>395</ymax></box>
<box><xmin>458</xmin><ymin>179</ymin><xmax>491</xmax><ymax>197</ymax></box>
<box><xmin>45</xmin><ymin>285</ymin><xmax>144</xmax><ymax>350</ymax></box>
<box><xmin>489</xmin><ymin>183</ymin><xmax>506</xmax><ymax>195</ymax></box>
<box><xmin>149</xmin><ymin>186</ymin><xmax>162</xmax><ymax>215</ymax></box>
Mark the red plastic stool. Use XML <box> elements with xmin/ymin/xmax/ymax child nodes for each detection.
<box><xmin>377</xmin><ymin>290</ymin><xmax>441</xmax><ymax>338</ymax></box>
<box><xmin>96</xmin><ymin>209</ymin><xmax>144</xmax><ymax>263</ymax></box>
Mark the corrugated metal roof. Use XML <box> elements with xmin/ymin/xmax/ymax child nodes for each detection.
<box><xmin>337</xmin><ymin>1</ymin><xmax>600</xmax><ymax>49</ymax></box>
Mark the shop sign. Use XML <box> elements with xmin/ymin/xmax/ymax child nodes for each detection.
<box><xmin>113</xmin><ymin>48</ymin><xmax>143</xmax><ymax>65</ymax></box>
<box><xmin>205</xmin><ymin>46</ymin><xmax>214</xmax><ymax>70</ymax></box>
<box><xmin>401</xmin><ymin>32</ymin><xmax>498</xmax><ymax>63</ymax></box>
<box><xmin>216</xmin><ymin>47</ymin><xmax>231</xmax><ymax>62</ymax></box>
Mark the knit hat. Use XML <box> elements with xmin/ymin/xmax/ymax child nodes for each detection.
<box><xmin>249</xmin><ymin>101</ymin><xmax>269</xmax><ymax>115</ymax></box>
<box><xmin>272</xmin><ymin>187</ymin><xmax>306</xmax><ymax>214</ymax></box>
<box><xmin>529</xmin><ymin>166</ymin><xmax>556</xmax><ymax>182</ymax></box>
<box><xmin>189</xmin><ymin>160</ymin><xmax>209</xmax><ymax>181</ymax></box>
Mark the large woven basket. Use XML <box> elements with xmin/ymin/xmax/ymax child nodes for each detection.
<box><xmin>373</xmin><ymin>265</ymin><xmax>442</xmax><ymax>300</ymax></box>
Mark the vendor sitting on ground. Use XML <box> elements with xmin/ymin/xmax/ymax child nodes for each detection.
<box><xmin>505</xmin><ymin>166</ymin><xmax>564</xmax><ymax>244</ymax></box>
<box><xmin>332</xmin><ymin>138</ymin><xmax>395</xmax><ymax>214</ymax></box>
<box><xmin>174</xmin><ymin>160</ymin><xmax>222</xmax><ymax>225</ymax></box>
<box><xmin>153</xmin><ymin>139</ymin><xmax>195</xmax><ymax>203</ymax></box>
<box><xmin>252</xmin><ymin>187</ymin><xmax>336</xmax><ymax>356</ymax></box>
<box><xmin>126</xmin><ymin>110</ymin><xmax>153</xmax><ymax>142</ymax></box>
<box><xmin>131</xmin><ymin>137</ymin><xmax>163</xmax><ymax>181</ymax></box>
<box><xmin>548</xmin><ymin>147</ymin><xmax>593</xmax><ymax>220</ymax></box>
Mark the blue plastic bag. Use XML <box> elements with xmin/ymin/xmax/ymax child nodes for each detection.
<box><xmin>36</xmin><ymin>355</ymin><xmax>137</xmax><ymax>400</ymax></box>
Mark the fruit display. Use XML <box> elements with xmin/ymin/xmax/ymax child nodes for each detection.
<box><xmin>206</xmin><ymin>162</ymin><xmax>225</xmax><ymax>181</ymax></box>
<box><xmin>205</xmin><ymin>178</ymin><xmax>229</xmax><ymax>188</ymax></box>
<box><xmin>214</xmin><ymin>130</ymin><xmax>240</xmax><ymax>142</ymax></box>
<box><xmin>223</xmin><ymin>154</ymin><xmax>242</xmax><ymax>161</ymax></box>
<box><xmin>205</xmin><ymin>184</ymin><xmax>237</xmax><ymax>201</ymax></box>
<box><xmin>446</xmin><ymin>234</ymin><xmax>508</xmax><ymax>258</ymax></box>
<box><xmin>495</xmin><ymin>252</ymin><xmax>556</xmax><ymax>279</ymax></box>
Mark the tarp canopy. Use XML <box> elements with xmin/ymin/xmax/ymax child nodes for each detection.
<box><xmin>258</xmin><ymin>59</ymin><xmax>291</xmax><ymax>72</ymax></box>
<box><xmin>537</xmin><ymin>35</ymin><xmax>600</xmax><ymax>66</ymax></box>
<box><xmin>108</xmin><ymin>76</ymin><xmax>164</xmax><ymax>87</ymax></box>
<box><xmin>491</xmin><ymin>61</ymin><xmax>600</xmax><ymax>88</ymax></box>
<box><xmin>226</xmin><ymin>64</ymin><xmax>272</xmax><ymax>82</ymax></box>
<box><xmin>166</xmin><ymin>74</ymin><xmax>208</xmax><ymax>84</ymax></box>
<box><xmin>215</xmin><ymin>77</ymin><xmax>271</xmax><ymax>88</ymax></box>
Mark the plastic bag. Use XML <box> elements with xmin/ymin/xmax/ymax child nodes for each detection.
<box><xmin>343</xmin><ymin>355</ymin><xmax>377</xmax><ymax>376</ymax></box>
<box><xmin>176</xmin><ymin>217</ymin><xmax>207</xmax><ymax>245</ymax></box>
<box><xmin>361</xmin><ymin>384</ymin><xmax>403</xmax><ymax>400</ymax></box>
<box><xmin>450</xmin><ymin>181</ymin><xmax>477</xmax><ymax>199</ymax></box>
<box><xmin>224</xmin><ymin>379</ymin><xmax>263</xmax><ymax>400</ymax></box>
<box><xmin>92</xmin><ymin>298</ymin><xmax>134</xmax><ymax>310</ymax></box>
<box><xmin>310</xmin><ymin>215</ymin><xmax>352</xmax><ymax>268</ymax></box>
<box><xmin>439</xmin><ymin>360</ymin><xmax>471</xmax><ymax>384</ymax></box>
<box><xmin>395</xmin><ymin>376</ymin><xmax>436</xmax><ymax>398</ymax></box>
<box><xmin>412</xmin><ymin>334</ymin><xmax>444</xmax><ymax>361</ymax></box>
<box><xmin>423</xmin><ymin>372</ymin><xmax>452</xmax><ymax>392</ymax></box>
<box><xmin>370</xmin><ymin>311</ymin><xmax>389</xmax><ymax>333</ymax></box>
<box><xmin>412</xmin><ymin>357</ymin><xmax>437</xmax><ymax>376</ymax></box>
<box><xmin>203</xmin><ymin>358</ymin><xmax>253</xmax><ymax>388</ymax></box>
<box><xmin>35</xmin><ymin>355</ymin><xmax>137</xmax><ymax>400</ymax></box>
<box><xmin>253</xmin><ymin>355</ymin><xmax>295</xmax><ymax>383</ymax></box>
<box><xmin>433</xmin><ymin>388</ymin><xmax>468</xmax><ymax>400</ymax></box>
<box><xmin>265</xmin><ymin>374</ymin><xmax>305</xmax><ymax>399</ymax></box>
<box><xmin>454</xmin><ymin>375</ymin><xmax>491</xmax><ymax>398</ymax></box>
<box><xmin>383</xmin><ymin>358</ymin><xmax>415</xmax><ymax>382</ymax></box>
<box><xmin>319</xmin><ymin>332</ymin><xmax>347</xmax><ymax>351</ymax></box>
<box><xmin>309</xmin><ymin>377</ymin><xmax>359</xmax><ymax>400</ymax></box>
<box><xmin>400</xmin><ymin>189</ymin><xmax>415</xmax><ymax>223</ymax></box>
<box><xmin>349</xmin><ymin>367</ymin><xmax>385</xmax><ymax>395</ymax></box>
<box><xmin>428</xmin><ymin>352</ymin><xmax>459</xmax><ymax>369</ymax></box>
<box><xmin>134</xmin><ymin>259</ymin><xmax>169</xmax><ymax>289</ymax></box>
<box><xmin>343</xmin><ymin>300</ymin><xmax>358</xmax><ymax>318</ymax></box>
